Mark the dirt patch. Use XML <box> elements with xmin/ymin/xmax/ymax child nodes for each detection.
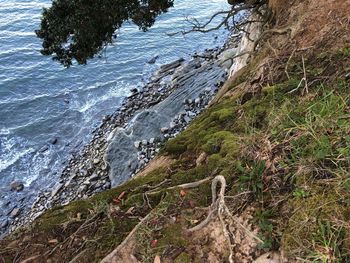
<box><xmin>136</xmin><ymin>156</ymin><xmax>173</xmax><ymax>178</ymax></box>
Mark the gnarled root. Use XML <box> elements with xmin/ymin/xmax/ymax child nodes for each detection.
<box><xmin>188</xmin><ymin>175</ymin><xmax>263</xmax><ymax>263</ymax></box>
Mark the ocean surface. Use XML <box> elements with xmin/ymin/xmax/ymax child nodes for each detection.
<box><xmin>0</xmin><ymin>0</ymin><xmax>229</xmax><ymax>223</ymax></box>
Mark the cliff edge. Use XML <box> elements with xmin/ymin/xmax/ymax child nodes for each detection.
<box><xmin>1</xmin><ymin>0</ymin><xmax>350</xmax><ymax>262</ymax></box>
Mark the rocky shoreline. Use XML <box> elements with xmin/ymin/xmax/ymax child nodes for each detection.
<box><xmin>1</xmin><ymin>35</ymin><xmax>239</xmax><ymax>235</ymax></box>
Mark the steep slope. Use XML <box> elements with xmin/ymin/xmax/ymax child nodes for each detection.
<box><xmin>1</xmin><ymin>0</ymin><xmax>350</xmax><ymax>262</ymax></box>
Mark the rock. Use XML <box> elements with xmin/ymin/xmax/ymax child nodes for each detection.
<box><xmin>78</xmin><ymin>185</ymin><xmax>88</xmax><ymax>193</ymax></box>
<box><xmin>134</xmin><ymin>141</ymin><xmax>141</xmax><ymax>149</ymax></box>
<box><xmin>184</xmin><ymin>116</ymin><xmax>191</xmax><ymax>123</ymax></box>
<box><xmin>130</xmin><ymin>88</ymin><xmax>138</xmax><ymax>93</ymax></box>
<box><xmin>0</xmin><ymin>220</ymin><xmax>8</xmax><ymax>228</ymax></box>
<box><xmin>89</xmin><ymin>173</ymin><xmax>99</xmax><ymax>181</ymax></box>
<box><xmin>142</xmin><ymin>139</ymin><xmax>148</xmax><ymax>146</ymax></box>
<box><xmin>39</xmin><ymin>145</ymin><xmax>49</xmax><ymax>153</ymax></box>
<box><xmin>93</xmin><ymin>158</ymin><xmax>100</xmax><ymax>164</ymax></box>
<box><xmin>147</xmin><ymin>55</ymin><xmax>159</xmax><ymax>64</ymax></box>
<box><xmin>187</xmin><ymin>111</ymin><xmax>196</xmax><ymax>117</ymax></box>
<box><xmin>51</xmin><ymin>183</ymin><xmax>63</xmax><ymax>197</ymax></box>
<box><xmin>10</xmin><ymin>181</ymin><xmax>24</xmax><ymax>192</ymax></box>
<box><xmin>10</xmin><ymin>208</ymin><xmax>21</xmax><ymax>218</ymax></box>
<box><xmin>50</xmin><ymin>138</ymin><xmax>58</xmax><ymax>145</ymax></box>
<box><xmin>195</xmin><ymin>97</ymin><xmax>201</xmax><ymax>104</ymax></box>
<box><xmin>83</xmin><ymin>179</ymin><xmax>91</xmax><ymax>185</ymax></box>
<box><xmin>160</xmin><ymin>127</ymin><xmax>169</xmax><ymax>133</ymax></box>
<box><xmin>149</xmin><ymin>138</ymin><xmax>155</xmax><ymax>144</ymax></box>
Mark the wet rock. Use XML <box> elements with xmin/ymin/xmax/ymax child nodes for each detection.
<box><xmin>134</xmin><ymin>141</ymin><xmax>141</xmax><ymax>149</ymax></box>
<box><xmin>147</xmin><ymin>55</ymin><xmax>159</xmax><ymax>64</ymax></box>
<box><xmin>51</xmin><ymin>183</ymin><xmax>63</xmax><ymax>197</ymax></box>
<box><xmin>160</xmin><ymin>127</ymin><xmax>169</xmax><ymax>133</ymax></box>
<box><xmin>10</xmin><ymin>208</ymin><xmax>21</xmax><ymax>218</ymax></box>
<box><xmin>89</xmin><ymin>173</ymin><xmax>99</xmax><ymax>181</ymax></box>
<box><xmin>39</xmin><ymin>145</ymin><xmax>49</xmax><ymax>153</ymax></box>
<box><xmin>10</xmin><ymin>181</ymin><xmax>24</xmax><ymax>192</ymax></box>
<box><xmin>50</xmin><ymin>138</ymin><xmax>58</xmax><ymax>145</ymax></box>
<box><xmin>93</xmin><ymin>158</ymin><xmax>100</xmax><ymax>164</ymax></box>
<box><xmin>184</xmin><ymin>115</ymin><xmax>191</xmax><ymax>123</ymax></box>
<box><xmin>78</xmin><ymin>185</ymin><xmax>88</xmax><ymax>193</ymax></box>
<box><xmin>1</xmin><ymin>219</ymin><xmax>8</xmax><ymax>228</ymax></box>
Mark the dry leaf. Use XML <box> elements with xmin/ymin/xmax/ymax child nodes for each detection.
<box><xmin>180</xmin><ymin>189</ymin><xmax>186</xmax><ymax>197</ymax></box>
<box><xmin>154</xmin><ymin>255</ymin><xmax>161</xmax><ymax>263</ymax></box>
<box><xmin>150</xmin><ymin>239</ymin><xmax>158</xmax><ymax>248</ymax></box>
<box><xmin>48</xmin><ymin>239</ymin><xmax>58</xmax><ymax>244</ymax></box>
<box><xmin>126</xmin><ymin>206</ymin><xmax>135</xmax><ymax>215</ymax></box>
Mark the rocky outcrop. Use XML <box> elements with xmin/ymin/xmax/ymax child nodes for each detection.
<box><xmin>106</xmin><ymin>54</ymin><xmax>229</xmax><ymax>186</ymax></box>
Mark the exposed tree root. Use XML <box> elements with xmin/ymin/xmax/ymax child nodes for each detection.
<box><xmin>188</xmin><ymin>175</ymin><xmax>264</xmax><ymax>263</ymax></box>
<box><xmin>101</xmin><ymin>176</ymin><xmax>262</xmax><ymax>263</ymax></box>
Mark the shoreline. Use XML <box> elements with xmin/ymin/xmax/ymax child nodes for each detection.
<box><xmin>2</xmin><ymin>34</ymin><xmax>239</xmax><ymax>235</ymax></box>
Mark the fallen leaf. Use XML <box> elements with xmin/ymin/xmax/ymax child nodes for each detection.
<box><xmin>180</xmin><ymin>189</ymin><xmax>186</xmax><ymax>197</ymax></box>
<box><xmin>126</xmin><ymin>206</ymin><xmax>135</xmax><ymax>215</ymax></box>
<box><xmin>154</xmin><ymin>255</ymin><xmax>161</xmax><ymax>263</ymax></box>
<box><xmin>48</xmin><ymin>239</ymin><xmax>58</xmax><ymax>244</ymax></box>
<box><xmin>150</xmin><ymin>239</ymin><xmax>158</xmax><ymax>248</ymax></box>
<box><xmin>113</xmin><ymin>191</ymin><xmax>126</xmax><ymax>205</ymax></box>
<box><xmin>118</xmin><ymin>191</ymin><xmax>126</xmax><ymax>200</ymax></box>
<box><xmin>112</xmin><ymin>198</ymin><xmax>120</xmax><ymax>205</ymax></box>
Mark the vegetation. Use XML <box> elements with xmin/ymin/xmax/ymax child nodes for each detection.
<box><xmin>1</xmin><ymin>0</ymin><xmax>349</xmax><ymax>262</ymax></box>
<box><xmin>35</xmin><ymin>0</ymin><xmax>174</xmax><ymax>66</ymax></box>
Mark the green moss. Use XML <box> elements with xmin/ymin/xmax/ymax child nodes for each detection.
<box><xmin>202</xmin><ymin>131</ymin><xmax>237</xmax><ymax>154</ymax></box>
<box><xmin>175</xmin><ymin>252</ymin><xmax>192</xmax><ymax>263</ymax></box>
<box><xmin>38</xmin><ymin>200</ymin><xmax>92</xmax><ymax>231</ymax></box>
<box><xmin>281</xmin><ymin>185</ymin><xmax>350</xmax><ymax>260</ymax></box>
<box><xmin>158</xmin><ymin>223</ymin><xmax>188</xmax><ymax>247</ymax></box>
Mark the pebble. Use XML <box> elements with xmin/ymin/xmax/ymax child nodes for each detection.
<box><xmin>160</xmin><ymin>127</ymin><xmax>169</xmax><ymax>133</ymax></box>
<box><xmin>0</xmin><ymin>220</ymin><xmax>8</xmax><ymax>228</ymax></box>
<box><xmin>10</xmin><ymin>208</ymin><xmax>21</xmax><ymax>218</ymax></box>
<box><xmin>50</xmin><ymin>138</ymin><xmax>58</xmax><ymax>145</ymax></box>
<box><xmin>134</xmin><ymin>141</ymin><xmax>141</xmax><ymax>148</ymax></box>
<box><xmin>10</xmin><ymin>181</ymin><xmax>24</xmax><ymax>192</ymax></box>
<box><xmin>39</xmin><ymin>145</ymin><xmax>49</xmax><ymax>153</ymax></box>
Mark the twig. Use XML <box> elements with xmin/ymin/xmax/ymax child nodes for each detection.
<box><xmin>146</xmin><ymin>177</ymin><xmax>213</xmax><ymax>195</ymax></box>
<box><xmin>143</xmin><ymin>193</ymin><xmax>152</xmax><ymax>209</ymax></box>
<box><xmin>285</xmin><ymin>48</ymin><xmax>296</xmax><ymax>80</ymax></box>
<box><xmin>301</xmin><ymin>55</ymin><xmax>309</xmax><ymax>95</ymax></box>
<box><xmin>46</xmin><ymin>212</ymin><xmax>103</xmax><ymax>256</ymax></box>
<box><xmin>132</xmin><ymin>178</ymin><xmax>171</xmax><ymax>193</ymax></box>
<box><xmin>100</xmin><ymin>213</ymin><xmax>153</xmax><ymax>263</ymax></box>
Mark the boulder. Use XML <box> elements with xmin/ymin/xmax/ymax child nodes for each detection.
<box><xmin>10</xmin><ymin>181</ymin><xmax>24</xmax><ymax>192</ymax></box>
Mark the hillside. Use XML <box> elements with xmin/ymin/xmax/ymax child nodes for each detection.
<box><xmin>1</xmin><ymin>0</ymin><xmax>350</xmax><ymax>262</ymax></box>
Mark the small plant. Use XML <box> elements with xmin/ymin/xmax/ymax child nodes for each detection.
<box><xmin>308</xmin><ymin>221</ymin><xmax>346</xmax><ymax>263</ymax></box>
<box><xmin>292</xmin><ymin>188</ymin><xmax>310</xmax><ymax>198</ymax></box>
<box><xmin>238</xmin><ymin>161</ymin><xmax>265</xmax><ymax>197</ymax></box>
<box><xmin>254</xmin><ymin>209</ymin><xmax>276</xmax><ymax>250</ymax></box>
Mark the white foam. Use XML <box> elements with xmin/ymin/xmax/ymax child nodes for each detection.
<box><xmin>0</xmin><ymin>148</ymin><xmax>33</xmax><ymax>173</ymax></box>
